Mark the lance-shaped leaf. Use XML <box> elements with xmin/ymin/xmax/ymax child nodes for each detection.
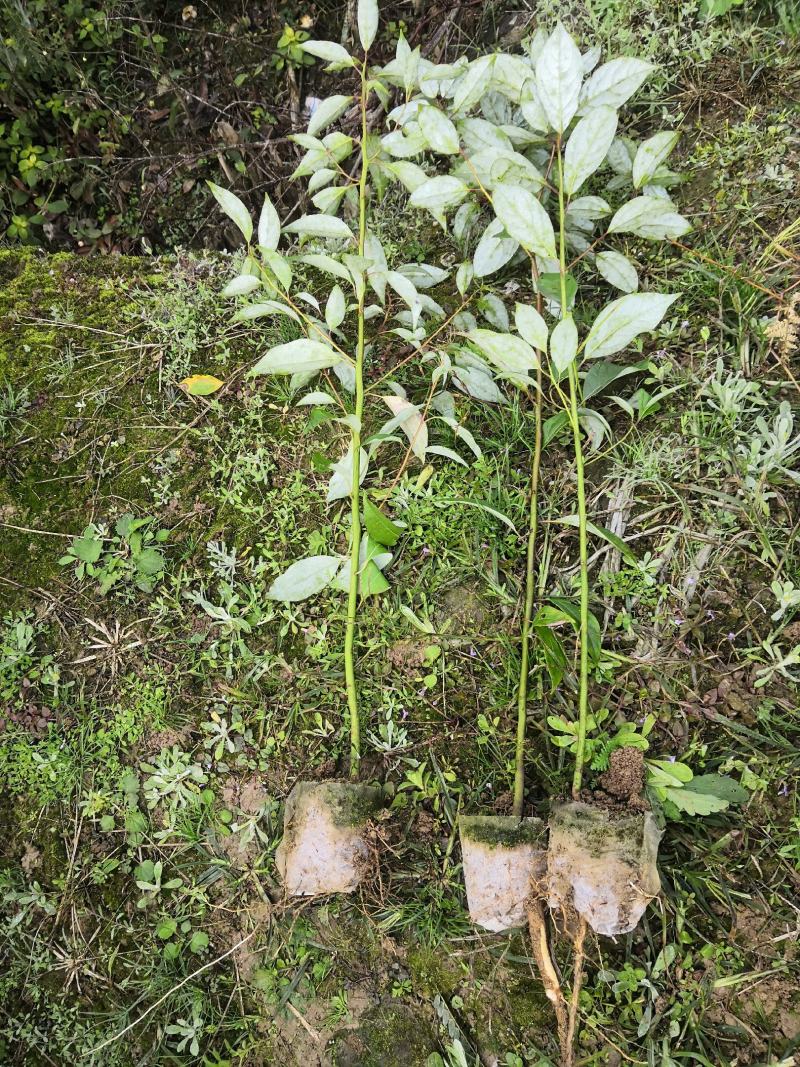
<box><xmin>207</xmin><ymin>182</ymin><xmax>252</xmax><ymax>243</ymax></box>
<box><xmin>467</xmin><ymin>328</ymin><xmax>538</xmax><ymax>384</ymax></box>
<box><xmin>222</xmin><ymin>275</ymin><xmax>261</xmax><ymax>298</ymax></box>
<box><xmin>514</xmin><ymin>303</ymin><xmax>548</xmax><ymax>351</ymax></box>
<box><xmin>534</xmin><ymin>23</ymin><xmax>583</xmax><ymax>133</ymax></box>
<box><xmin>252</xmin><ymin>338</ymin><xmax>342</xmax><ymax>375</ymax></box>
<box><xmin>453</xmin><ymin>364</ymin><xmax>505</xmax><ymax>403</ymax></box>
<box><xmin>267</xmin><ymin>556</ymin><xmax>341</xmax><ymax>602</ymax></box>
<box><xmin>550</xmin><ymin>315</ymin><xmax>578</xmax><ymax>376</ymax></box>
<box><xmin>363</xmin><ymin>497</ymin><xmax>403</xmax><ymax>546</ymax></box>
<box><xmin>409</xmin><ymin>175</ymin><xmax>469</xmax><ymax>218</ymax></box>
<box><xmin>325</xmin><ymin>285</ymin><xmax>346</xmax><ymax>330</ymax></box>
<box><xmin>357</xmin><ymin>0</ymin><xmax>379</xmax><ymax>52</ymax></box>
<box><xmin>608</xmin><ymin>196</ymin><xmax>691</xmax><ymax>240</ymax></box>
<box><xmin>584</xmin><ymin>292</ymin><xmax>678</xmax><ymax>360</ymax></box>
<box><xmin>453</xmin><ymin>54</ymin><xmax>495</xmax><ymax>113</ymax></box>
<box><xmin>579</xmin><ymin>57</ymin><xmax>653</xmax><ymax>112</ymax></box>
<box><xmin>632</xmin><ymin>130</ymin><xmax>679</xmax><ymax>189</ymax></box>
<box><xmin>254</xmin><ymin>199</ymin><xmax>280</xmax><ymax>257</ymax></box>
<box><xmin>308</xmin><ymin>94</ymin><xmax>353</xmax><ymax>137</ymax></box>
<box><xmin>563</xmin><ymin>106</ymin><xmax>618</xmax><ymax>195</ymax></box>
<box><xmin>382</xmin><ymin>395</ymin><xmax>428</xmax><ymax>460</ymax></box>
<box><xmin>473</xmin><ymin>217</ymin><xmax>519</xmax><ymax>277</ymax></box>
<box><xmin>301</xmin><ymin>40</ymin><xmax>355</xmax><ymax>67</ymax></box>
<box><xmin>492</xmin><ymin>183</ymin><xmax>556</xmax><ymax>258</ymax></box>
<box><xmin>283</xmin><ymin>214</ymin><xmax>354</xmax><ymax>240</ymax></box>
<box><xmin>328</xmin><ymin>445</ymin><xmax>368</xmax><ymax>502</ymax></box>
<box><xmin>418</xmin><ymin>105</ymin><xmax>460</xmax><ymax>154</ymax></box>
<box><xmin>235</xmin><ymin>300</ymin><xmax>300</xmax><ymax>323</ymax></box>
<box><xmin>595</xmin><ymin>250</ymin><xmax>639</xmax><ymax>292</ymax></box>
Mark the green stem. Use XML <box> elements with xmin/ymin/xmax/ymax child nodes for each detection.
<box><xmin>512</xmin><ymin>310</ymin><xmax>544</xmax><ymax>819</ymax></box>
<box><xmin>556</xmin><ymin>141</ymin><xmax>590</xmax><ymax>800</ymax></box>
<box><xmin>344</xmin><ymin>63</ymin><xmax>369</xmax><ymax>779</ymax></box>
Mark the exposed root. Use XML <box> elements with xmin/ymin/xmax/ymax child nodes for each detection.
<box><xmin>527</xmin><ymin>890</ymin><xmax>590</xmax><ymax>1067</ymax></box>
<box><xmin>566</xmin><ymin>916</ymin><xmax>588</xmax><ymax>1061</ymax></box>
<box><xmin>526</xmin><ymin>897</ymin><xmax>569</xmax><ymax>1061</ymax></box>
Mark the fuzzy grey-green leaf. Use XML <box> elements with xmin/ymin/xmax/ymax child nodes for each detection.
<box><xmin>252</xmin><ymin>338</ymin><xmax>342</xmax><ymax>375</ymax></box>
<box><xmin>584</xmin><ymin>292</ymin><xmax>677</xmax><ymax>360</ymax></box>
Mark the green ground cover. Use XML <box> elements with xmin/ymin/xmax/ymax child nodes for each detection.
<box><xmin>1</xmin><ymin>2</ymin><xmax>798</xmax><ymax>1064</ymax></box>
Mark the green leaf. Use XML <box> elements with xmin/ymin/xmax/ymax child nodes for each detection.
<box><xmin>325</xmin><ymin>284</ymin><xmax>346</xmax><ymax>330</ymax></box>
<box><xmin>595</xmin><ymin>250</ymin><xmax>638</xmax><ymax>293</ymax></box>
<box><xmin>70</xmin><ymin>530</ymin><xmax>103</xmax><ymax>564</ymax></box>
<box><xmin>467</xmin><ymin>328</ymin><xmax>538</xmax><ymax>385</ymax></box>
<box><xmin>473</xmin><ymin>218</ymin><xmax>518</xmax><ymax>278</ymax></box>
<box><xmin>584</xmin><ymin>292</ymin><xmax>678</xmax><ymax>360</ymax></box>
<box><xmin>543</xmin><ymin>410</ymin><xmax>569</xmax><ymax>446</ymax></box>
<box><xmin>360</xmin><ymin>559</ymin><xmax>390</xmax><ymax>597</ymax></box>
<box><xmin>221</xmin><ymin>275</ymin><xmax>261</xmax><ymax>298</ymax></box>
<box><xmin>563</xmin><ymin>106</ymin><xmax>618</xmax><ymax>195</ymax></box>
<box><xmin>558</xmin><ymin>514</ymin><xmax>638</xmax><ymax>565</ymax></box>
<box><xmin>534</xmin><ymin>23</ymin><xmax>583</xmax><ymax>133</ymax></box>
<box><xmin>409</xmin><ymin>176</ymin><xmax>469</xmax><ymax>219</ymax></box>
<box><xmin>579</xmin><ymin>57</ymin><xmax>654</xmax><ymax>112</ymax></box>
<box><xmin>660</xmin><ymin>786</ymin><xmax>729</xmax><ymax>817</ymax></box>
<box><xmin>582</xmin><ymin>359</ymin><xmax>646</xmax><ymax>400</ymax></box>
<box><xmin>267</xmin><ymin>556</ymin><xmax>341</xmax><ymax>601</ymax></box>
<box><xmin>357</xmin><ymin>0</ymin><xmax>379</xmax><ymax>52</ymax></box>
<box><xmin>136</xmin><ymin>547</ymin><xmax>165</xmax><ymax>576</ymax></box>
<box><xmin>418</xmin><ymin>105</ymin><xmax>461</xmax><ymax>155</ymax></box>
<box><xmin>363</xmin><ymin>497</ymin><xmax>403</xmax><ymax>546</ymax></box>
<box><xmin>608</xmin><ymin>196</ymin><xmax>691</xmax><ymax>240</ymax></box>
<box><xmin>550</xmin><ymin>316</ymin><xmax>578</xmax><ymax>376</ymax></box>
<box><xmin>257</xmin><ymin>194</ymin><xmax>281</xmax><ymax>250</ymax></box>
<box><xmin>207</xmin><ymin>181</ymin><xmax>252</xmax><ymax>243</ymax></box>
<box><xmin>252</xmin><ymin>339</ymin><xmax>342</xmax><ymax>376</ymax></box>
<box><xmin>283</xmin><ymin>214</ymin><xmax>353</xmax><ymax>240</ymax></box>
<box><xmin>514</xmin><ymin>303</ymin><xmax>548</xmax><ymax>351</ymax></box>
<box><xmin>538</xmin><ymin>271</ymin><xmax>577</xmax><ymax>310</ymax></box>
<box><xmin>189</xmin><ymin>930</ymin><xmax>209</xmax><ymax>953</ymax></box>
<box><xmin>308</xmin><ymin>94</ymin><xmax>353</xmax><ymax>138</ymax></box>
<box><xmin>157</xmin><ymin>918</ymin><xmax>178</xmax><ymax>940</ymax></box>
<box><xmin>632</xmin><ymin>131</ymin><xmax>679</xmax><ymax>189</ymax></box>
<box><xmin>648</xmin><ymin>758</ymin><xmax>694</xmax><ymax>783</ymax></box>
<box><xmin>492</xmin><ymin>183</ymin><xmax>556</xmax><ymax>258</ymax></box>
<box><xmin>301</xmin><ymin>40</ymin><xmax>355</xmax><ymax>67</ymax></box>
<box><xmin>682</xmin><ymin>774</ymin><xmax>749</xmax><ymax>805</ymax></box>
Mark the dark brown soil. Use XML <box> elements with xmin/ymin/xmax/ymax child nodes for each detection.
<box><xmin>600</xmin><ymin>747</ymin><xmax>646</xmax><ymax>801</ymax></box>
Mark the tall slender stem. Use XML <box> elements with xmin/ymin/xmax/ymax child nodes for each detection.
<box><xmin>555</xmin><ymin>140</ymin><xmax>591</xmax><ymax>800</ymax></box>
<box><xmin>512</xmin><ymin>295</ymin><xmax>544</xmax><ymax>819</ymax></box>
<box><xmin>344</xmin><ymin>63</ymin><xmax>369</xmax><ymax>779</ymax></box>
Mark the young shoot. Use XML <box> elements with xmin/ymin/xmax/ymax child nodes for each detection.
<box><xmin>208</xmin><ymin>0</ymin><xmax>482</xmax><ymax>778</ymax></box>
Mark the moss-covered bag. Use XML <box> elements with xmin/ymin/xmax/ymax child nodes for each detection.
<box><xmin>546</xmin><ymin>800</ymin><xmax>662</xmax><ymax>936</ymax></box>
<box><xmin>459</xmin><ymin>815</ymin><xmax>546</xmax><ymax>932</ymax></box>
<box><xmin>276</xmin><ymin>781</ymin><xmax>382</xmax><ymax>896</ymax></box>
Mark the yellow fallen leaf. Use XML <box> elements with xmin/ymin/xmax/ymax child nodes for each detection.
<box><xmin>180</xmin><ymin>374</ymin><xmax>224</xmax><ymax>396</ymax></box>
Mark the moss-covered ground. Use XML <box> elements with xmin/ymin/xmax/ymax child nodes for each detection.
<box><xmin>1</xmin><ymin>2</ymin><xmax>799</xmax><ymax>1065</ymax></box>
